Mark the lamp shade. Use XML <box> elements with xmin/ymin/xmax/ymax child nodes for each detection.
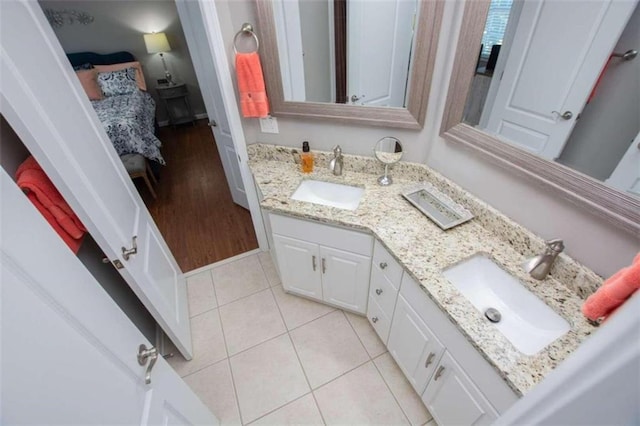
<box><xmin>144</xmin><ymin>32</ymin><xmax>171</xmax><ymax>54</ymax></box>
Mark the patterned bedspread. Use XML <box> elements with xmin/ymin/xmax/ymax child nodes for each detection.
<box><xmin>92</xmin><ymin>90</ymin><xmax>165</xmax><ymax>164</ymax></box>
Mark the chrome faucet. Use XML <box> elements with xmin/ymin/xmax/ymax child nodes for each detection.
<box><xmin>329</xmin><ymin>145</ymin><xmax>343</xmax><ymax>176</ymax></box>
<box><xmin>523</xmin><ymin>239</ymin><xmax>565</xmax><ymax>280</ymax></box>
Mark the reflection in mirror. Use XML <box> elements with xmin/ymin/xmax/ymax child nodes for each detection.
<box><xmin>256</xmin><ymin>0</ymin><xmax>443</xmax><ymax>129</ymax></box>
<box><xmin>462</xmin><ymin>0</ymin><xmax>639</xmax><ymax>199</ymax></box>
<box><xmin>374</xmin><ymin>136</ymin><xmax>403</xmax><ymax>185</ymax></box>
<box><xmin>273</xmin><ymin>0</ymin><xmax>418</xmax><ymax>107</ymax></box>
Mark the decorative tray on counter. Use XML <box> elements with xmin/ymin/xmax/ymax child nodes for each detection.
<box><xmin>402</xmin><ymin>183</ymin><xmax>474</xmax><ymax>230</ymax></box>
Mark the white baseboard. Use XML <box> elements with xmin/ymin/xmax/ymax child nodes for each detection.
<box><xmin>158</xmin><ymin>112</ymin><xmax>208</xmax><ymax>128</ymax></box>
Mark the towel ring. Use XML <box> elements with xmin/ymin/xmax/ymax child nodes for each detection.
<box><xmin>233</xmin><ymin>22</ymin><xmax>259</xmax><ymax>54</ymax></box>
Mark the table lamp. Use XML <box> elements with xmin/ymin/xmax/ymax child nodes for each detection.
<box><xmin>144</xmin><ymin>32</ymin><xmax>174</xmax><ymax>85</ymax></box>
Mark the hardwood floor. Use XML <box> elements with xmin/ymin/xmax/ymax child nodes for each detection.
<box><xmin>142</xmin><ymin>120</ymin><xmax>258</xmax><ymax>272</ymax></box>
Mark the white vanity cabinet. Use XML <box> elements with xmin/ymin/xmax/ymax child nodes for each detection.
<box><xmin>270</xmin><ymin>213</ymin><xmax>373</xmax><ymax>314</ymax></box>
<box><xmin>388</xmin><ymin>273</ymin><xmax>518</xmax><ymax>425</ymax></box>
<box><xmin>387</xmin><ymin>295</ymin><xmax>445</xmax><ymax>394</ymax></box>
<box><xmin>367</xmin><ymin>240</ymin><xmax>404</xmax><ymax>342</ymax></box>
<box><xmin>422</xmin><ymin>352</ymin><xmax>498</xmax><ymax>425</ymax></box>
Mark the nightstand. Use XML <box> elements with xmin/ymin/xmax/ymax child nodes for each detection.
<box><xmin>156</xmin><ymin>83</ymin><xmax>195</xmax><ymax>127</ymax></box>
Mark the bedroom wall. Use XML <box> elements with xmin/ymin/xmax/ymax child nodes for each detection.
<box><xmin>215</xmin><ymin>0</ymin><xmax>638</xmax><ymax>278</ymax></box>
<box><xmin>38</xmin><ymin>0</ymin><xmax>207</xmax><ymax>124</ymax></box>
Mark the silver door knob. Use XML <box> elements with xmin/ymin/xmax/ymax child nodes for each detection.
<box><xmin>121</xmin><ymin>236</ymin><xmax>138</xmax><ymax>261</ymax></box>
<box><xmin>208</xmin><ymin>120</ymin><xmax>217</xmax><ymax>127</ymax></box>
<box><xmin>552</xmin><ymin>110</ymin><xmax>573</xmax><ymax>120</ymax></box>
<box><xmin>137</xmin><ymin>344</ymin><xmax>158</xmax><ymax>385</ymax></box>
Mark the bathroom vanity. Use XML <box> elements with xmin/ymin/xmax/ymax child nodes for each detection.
<box><xmin>249</xmin><ymin>143</ymin><xmax>601</xmax><ymax>425</ymax></box>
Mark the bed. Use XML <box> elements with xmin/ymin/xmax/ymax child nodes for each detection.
<box><xmin>68</xmin><ymin>51</ymin><xmax>165</xmax><ymax>164</ymax></box>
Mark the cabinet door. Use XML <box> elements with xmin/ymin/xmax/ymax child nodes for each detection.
<box><xmin>388</xmin><ymin>295</ymin><xmax>445</xmax><ymax>394</ymax></box>
<box><xmin>320</xmin><ymin>246</ymin><xmax>371</xmax><ymax>314</ymax></box>
<box><xmin>273</xmin><ymin>235</ymin><xmax>322</xmax><ymax>300</ymax></box>
<box><xmin>423</xmin><ymin>352</ymin><xmax>498</xmax><ymax>426</ymax></box>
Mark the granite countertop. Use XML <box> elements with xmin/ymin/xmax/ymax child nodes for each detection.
<box><xmin>248</xmin><ymin>143</ymin><xmax>601</xmax><ymax>397</ymax></box>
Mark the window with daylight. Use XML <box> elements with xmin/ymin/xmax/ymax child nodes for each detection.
<box><xmin>480</xmin><ymin>0</ymin><xmax>513</xmax><ymax>58</ymax></box>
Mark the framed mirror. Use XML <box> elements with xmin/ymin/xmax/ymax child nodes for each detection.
<box><xmin>441</xmin><ymin>0</ymin><xmax>640</xmax><ymax>235</ymax></box>
<box><xmin>255</xmin><ymin>0</ymin><xmax>444</xmax><ymax>129</ymax></box>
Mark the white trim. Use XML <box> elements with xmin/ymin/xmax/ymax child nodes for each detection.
<box><xmin>194</xmin><ymin>0</ymin><xmax>268</xmax><ymax>251</ymax></box>
<box><xmin>157</xmin><ymin>112</ymin><xmax>208</xmax><ymax>128</ymax></box>
<box><xmin>183</xmin><ymin>248</ymin><xmax>263</xmax><ymax>276</ymax></box>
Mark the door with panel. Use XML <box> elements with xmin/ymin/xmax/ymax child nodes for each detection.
<box><xmin>347</xmin><ymin>0</ymin><xmax>417</xmax><ymax>106</ymax></box>
<box><xmin>483</xmin><ymin>0</ymin><xmax>637</xmax><ymax>159</ymax></box>
<box><xmin>1</xmin><ymin>170</ymin><xmax>218</xmax><ymax>425</ymax></box>
<box><xmin>273</xmin><ymin>234</ymin><xmax>323</xmax><ymax>299</ymax></box>
<box><xmin>422</xmin><ymin>352</ymin><xmax>499</xmax><ymax>426</ymax></box>
<box><xmin>0</xmin><ymin>0</ymin><xmax>193</xmax><ymax>357</ymax></box>
<box><xmin>176</xmin><ymin>0</ymin><xmax>249</xmax><ymax>209</ymax></box>
<box><xmin>387</xmin><ymin>295</ymin><xmax>445</xmax><ymax>393</ymax></box>
<box><xmin>321</xmin><ymin>245</ymin><xmax>371</xmax><ymax>314</ymax></box>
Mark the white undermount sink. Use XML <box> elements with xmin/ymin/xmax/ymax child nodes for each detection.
<box><xmin>443</xmin><ymin>254</ymin><xmax>570</xmax><ymax>355</ymax></box>
<box><xmin>291</xmin><ymin>180</ymin><xmax>364</xmax><ymax>211</ymax></box>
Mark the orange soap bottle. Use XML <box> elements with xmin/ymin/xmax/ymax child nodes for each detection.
<box><xmin>300</xmin><ymin>141</ymin><xmax>314</xmax><ymax>173</ymax></box>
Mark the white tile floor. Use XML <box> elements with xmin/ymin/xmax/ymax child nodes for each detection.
<box><xmin>166</xmin><ymin>252</ymin><xmax>435</xmax><ymax>426</ymax></box>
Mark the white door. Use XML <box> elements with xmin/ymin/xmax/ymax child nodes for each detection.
<box><xmin>0</xmin><ymin>1</ymin><xmax>193</xmax><ymax>358</ymax></box>
<box><xmin>422</xmin><ymin>352</ymin><xmax>498</xmax><ymax>426</ymax></box>
<box><xmin>272</xmin><ymin>0</ymin><xmax>306</xmax><ymax>101</ymax></box>
<box><xmin>321</xmin><ymin>245</ymin><xmax>371</xmax><ymax>314</ymax></box>
<box><xmin>1</xmin><ymin>170</ymin><xmax>218</xmax><ymax>425</ymax></box>
<box><xmin>388</xmin><ymin>295</ymin><xmax>445</xmax><ymax>394</ymax></box>
<box><xmin>483</xmin><ymin>0</ymin><xmax>637</xmax><ymax>159</ymax></box>
<box><xmin>606</xmin><ymin>131</ymin><xmax>640</xmax><ymax>197</ymax></box>
<box><xmin>176</xmin><ymin>0</ymin><xmax>249</xmax><ymax>209</ymax></box>
<box><xmin>273</xmin><ymin>234</ymin><xmax>323</xmax><ymax>299</ymax></box>
<box><xmin>347</xmin><ymin>0</ymin><xmax>417</xmax><ymax>106</ymax></box>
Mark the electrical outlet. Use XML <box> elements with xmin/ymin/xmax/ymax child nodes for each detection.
<box><xmin>259</xmin><ymin>116</ymin><xmax>279</xmax><ymax>134</ymax></box>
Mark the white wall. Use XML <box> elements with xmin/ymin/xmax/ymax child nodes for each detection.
<box><xmin>38</xmin><ymin>0</ymin><xmax>207</xmax><ymax>123</ymax></box>
<box><xmin>217</xmin><ymin>0</ymin><xmax>638</xmax><ymax>278</ymax></box>
<box><xmin>558</xmin><ymin>4</ymin><xmax>640</xmax><ymax>181</ymax></box>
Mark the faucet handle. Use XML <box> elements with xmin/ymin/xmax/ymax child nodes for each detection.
<box><xmin>545</xmin><ymin>239</ymin><xmax>564</xmax><ymax>253</ymax></box>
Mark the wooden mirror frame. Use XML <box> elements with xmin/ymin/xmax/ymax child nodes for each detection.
<box><xmin>255</xmin><ymin>0</ymin><xmax>444</xmax><ymax>129</ymax></box>
<box><xmin>440</xmin><ymin>0</ymin><xmax>640</xmax><ymax>235</ymax></box>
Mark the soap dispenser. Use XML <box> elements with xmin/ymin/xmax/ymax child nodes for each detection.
<box><xmin>300</xmin><ymin>141</ymin><xmax>314</xmax><ymax>173</ymax></box>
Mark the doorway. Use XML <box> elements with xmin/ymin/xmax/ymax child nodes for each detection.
<box><xmin>38</xmin><ymin>0</ymin><xmax>259</xmax><ymax>271</ymax></box>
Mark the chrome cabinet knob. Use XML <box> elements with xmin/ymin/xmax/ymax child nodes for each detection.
<box><xmin>379</xmin><ymin>262</ymin><xmax>388</xmax><ymax>269</ymax></box>
<box><xmin>425</xmin><ymin>352</ymin><xmax>436</xmax><ymax>368</ymax></box>
<box><xmin>375</xmin><ymin>288</ymin><xmax>383</xmax><ymax>295</ymax></box>
<box><xmin>371</xmin><ymin>316</ymin><xmax>379</xmax><ymax>323</ymax></box>
<box><xmin>434</xmin><ymin>365</ymin><xmax>445</xmax><ymax>381</ymax></box>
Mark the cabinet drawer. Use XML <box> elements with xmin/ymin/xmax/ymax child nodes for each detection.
<box><xmin>367</xmin><ymin>296</ymin><xmax>391</xmax><ymax>343</ymax></box>
<box><xmin>369</xmin><ymin>266</ymin><xmax>399</xmax><ymax>318</ymax></box>
<box><xmin>157</xmin><ymin>85</ymin><xmax>188</xmax><ymax>98</ymax></box>
<box><xmin>270</xmin><ymin>213</ymin><xmax>373</xmax><ymax>256</ymax></box>
<box><xmin>372</xmin><ymin>240</ymin><xmax>403</xmax><ymax>288</ymax></box>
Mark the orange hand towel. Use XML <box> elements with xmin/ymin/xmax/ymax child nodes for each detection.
<box><xmin>235</xmin><ymin>52</ymin><xmax>270</xmax><ymax>118</ymax></box>
<box><xmin>16</xmin><ymin>156</ymin><xmax>86</xmax><ymax>253</ymax></box>
<box><xmin>582</xmin><ymin>253</ymin><xmax>640</xmax><ymax>321</ymax></box>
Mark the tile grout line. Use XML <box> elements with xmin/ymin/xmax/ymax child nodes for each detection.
<box><xmin>370</xmin><ymin>352</ymin><xmax>417</xmax><ymax>426</ymax></box>
<box><xmin>268</xmin><ymin>286</ymin><xmax>328</xmax><ymax>425</ymax></box>
<box><xmin>342</xmin><ymin>310</ymin><xmax>376</xmax><ymax>361</ymax></box>
<box><xmin>244</xmin><ymin>391</ymin><xmax>318</xmax><ymax>426</ymax></box>
<box><xmin>209</xmin><ymin>269</ymin><xmax>245</xmax><ymax>426</ymax></box>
